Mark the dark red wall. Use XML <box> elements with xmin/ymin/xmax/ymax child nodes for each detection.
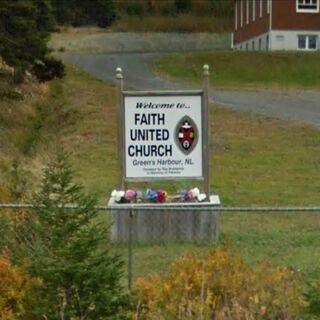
<box><xmin>273</xmin><ymin>0</ymin><xmax>320</xmax><ymax>30</ymax></box>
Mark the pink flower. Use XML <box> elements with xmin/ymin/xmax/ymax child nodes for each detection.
<box><xmin>125</xmin><ymin>189</ymin><xmax>137</xmax><ymax>201</ymax></box>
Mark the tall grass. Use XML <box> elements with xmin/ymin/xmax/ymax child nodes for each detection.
<box><xmin>111</xmin><ymin>14</ymin><xmax>232</xmax><ymax>33</ymax></box>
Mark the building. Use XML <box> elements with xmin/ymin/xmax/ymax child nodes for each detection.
<box><xmin>233</xmin><ymin>0</ymin><xmax>320</xmax><ymax>51</ymax></box>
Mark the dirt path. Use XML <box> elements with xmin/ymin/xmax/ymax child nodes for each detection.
<box><xmin>63</xmin><ymin>52</ymin><xmax>320</xmax><ymax>127</ymax></box>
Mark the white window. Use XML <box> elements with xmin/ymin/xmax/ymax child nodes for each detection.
<box><xmin>235</xmin><ymin>0</ymin><xmax>238</xmax><ymax>30</ymax></box>
<box><xmin>253</xmin><ymin>0</ymin><xmax>256</xmax><ymax>21</ymax></box>
<box><xmin>296</xmin><ymin>0</ymin><xmax>319</xmax><ymax>12</ymax></box>
<box><xmin>298</xmin><ymin>35</ymin><xmax>318</xmax><ymax>50</ymax></box>
<box><xmin>246</xmin><ymin>0</ymin><xmax>249</xmax><ymax>24</ymax></box>
<box><xmin>267</xmin><ymin>0</ymin><xmax>271</xmax><ymax>14</ymax></box>
<box><xmin>260</xmin><ymin>0</ymin><xmax>263</xmax><ymax>17</ymax></box>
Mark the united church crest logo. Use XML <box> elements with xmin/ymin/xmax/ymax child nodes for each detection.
<box><xmin>175</xmin><ymin>116</ymin><xmax>198</xmax><ymax>155</ymax></box>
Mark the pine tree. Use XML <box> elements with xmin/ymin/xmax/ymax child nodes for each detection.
<box><xmin>33</xmin><ymin>0</ymin><xmax>57</xmax><ymax>37</ymax></box>
<box><xmin>28</xmin><ymin>151</ymin><xmax>128</xmax><ymax>319</ymax></box>
<box><xmin>0</xmin><ymin>0</ymin><xmax>48</xmax><ymax>82</ymax></box>
<box><xmin>0</xmin><ymin>0</ymin><xmax>62</xmax><ymax>83</ymax></box>
<box><xmin>51</xmin><ymin>0</ymin><xmax>117</xmax><ymax>28</ymax></box>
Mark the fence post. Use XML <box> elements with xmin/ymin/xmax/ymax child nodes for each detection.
<box><xmin>128</xmin><ymin>210</ymin><xmax>134</xmax><ymax>291</ymax></box>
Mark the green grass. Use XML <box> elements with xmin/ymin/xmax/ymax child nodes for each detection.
<box><xmin>122</xmin><ymin>212</ymin><xmax>320</xmax><ymax>281</ymax></box>
<box><xmin>1</xmin><ymin>65</ymin><xmax>319</xmax><ymax>316</ymax></box>
<box><xmin>212</xmin><ymin>108</ymin><xmax>320</xmax><ymax>206</ymax></box>
<box><xmin>153</xmin><ymin>51</ymin><xmax>320</xmax><ymax>89</ymax></box>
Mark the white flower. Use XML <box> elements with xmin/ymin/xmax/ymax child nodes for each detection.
<box><xmin>197</xmin><ymin>193</ymin><xmax>207</xmax><ymax>202</ymax></box>
<box><xmin>111</xmin><ymin>190</ymin><xmax>125</xmax><ymax>202</ymax></box>
<box><xmin>190</xmin><ymin>187</ymin><xmax>200</xmax><ymax>198</ymax></box>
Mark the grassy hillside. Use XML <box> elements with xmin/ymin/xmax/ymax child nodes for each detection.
<box><xmin>1</xmin><ymin>65</ymin><xmax>320</xmax><ymax>204</ymax></box>
<box><xmin>153</xmin><ymin>51</ymin><xmax>320</xmax><ymax>89</ymax></box>
<box><xmin>0</xmin><ymin>66</ymin><xmax>118</xmax><ymax>202</ymax></box>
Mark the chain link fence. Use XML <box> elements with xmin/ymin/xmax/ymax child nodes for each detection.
<box><xmin>1</xmin><ymin>203</ymin><xmax>320</xmax><ymax>290</ymax></box>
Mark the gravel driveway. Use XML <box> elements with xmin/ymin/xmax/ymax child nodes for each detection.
<box><xmin>63</xmin><ymin>52</ymin><xmax>320</xmax><ymax>127</ymax></box>
<box><xmin>54</xmin><ymin>32</ymin><xmax>320</xmax><ymax>127</ymax></box>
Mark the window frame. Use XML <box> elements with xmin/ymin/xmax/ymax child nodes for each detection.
<box><xmin>297</xmin><ymin>34</ymin><xmax>318</xmax><ymax>50</ymax></box>
<box><xmin>296</xmin><ymin>0</ymin><xmax>319</xmax><ymax>13</ymax></box>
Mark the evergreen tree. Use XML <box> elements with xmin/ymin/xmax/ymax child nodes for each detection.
<box><xmin>82</xmin><ymin>0</ymin><xmax>117</xmax><ymax>28</ymax></box>
<box><xmin>51</xmin><ymin>0</ymin><xmax>117</xmax><ymax>28</ymax></box>
<box><xmin>33</xmin><ymin>0</ymin><xmax>57</xmax><ymax>36</ymax></box>
<box><xmin>28</xmin><ymin>151</ymin><xmax>128</xmax><ymax>319</ymax></box>
<box><xmin>174</xmin><ymin>0</ymin><xmax>192</xmax><ymax>13</ymax></box>
<box><xmin>0</xmin><ymin>0</ymin><xmax>48</xmax><ymax>82</ymax></box>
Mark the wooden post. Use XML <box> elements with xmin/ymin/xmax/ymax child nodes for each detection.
<box><xmin>128</xmin><ymin>210</ymin><xmax>134</xmax><ymax>291</ymax></box>
<box><xmin>116</xmin><ymin>67</ymin><xmax>125</xmax><ymax>190</ymax></box>
<box><xmin>203</xmin><ymin>64</ymin><xmax>211</xmax><ymax>198</ymax></box>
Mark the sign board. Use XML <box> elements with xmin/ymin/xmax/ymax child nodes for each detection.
<box><xmin>123</xmin><ymin>92</ymin><xmax>204</xmax><ymax>180</ymax></box>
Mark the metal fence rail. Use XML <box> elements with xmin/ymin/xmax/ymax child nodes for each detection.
<box><xmin>1</xmin><ymin>203</ymin><xmax>320</xmax><ymax>212</ymax></box>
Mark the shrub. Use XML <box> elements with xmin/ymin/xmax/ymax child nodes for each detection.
<box><xmin>33</xmin><ymin>57</ymin><xmax>65</xmax><ymax>82</ymax></box>
<box><xmin>132</xmin><ymin>249</ymin><xmax>304</xmax><ymax>319</ymax></box>
<box><xmin>0</xmin><ymin>255</ymin><xmax>34</xmax><ymax>320</ymax></box>
<box><xmin>305</xmin><ymin>281</ymin><xmax>320</xmax><ymax>316</ymax></box>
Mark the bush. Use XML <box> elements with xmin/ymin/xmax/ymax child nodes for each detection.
<box><xmin>132</xmin><ymin>249</ymin><xmax>304</xmax><ymax>319</ymax></box>
<box><xmin>0</xmin><ymin>255</ymin><xmax>34</xmax><ymax>320</ymax></box>
<box><xmin>33</xmin><ymin>57</ymin><xmax>65</xmax><ymax>82</ymax></box>
<box><xmin>305</xmin><ymin>281</ymin><xmax>320</xmax><ymax>317</ymax></box>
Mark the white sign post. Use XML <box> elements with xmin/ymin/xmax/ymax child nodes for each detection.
<box><xmin>123</xmin><ymin>92</ymin><xmax>204</xmax><ymax>180</ymax></box>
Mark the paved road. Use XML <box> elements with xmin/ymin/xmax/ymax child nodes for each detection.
<box><xmin>63</xmin><ymin>52</ymin><xmax>320</xmax><ymax>127</ymax></box>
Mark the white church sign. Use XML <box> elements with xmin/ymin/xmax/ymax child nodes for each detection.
<box><xmin>123</xmin><ymin>92</ymin><xmax>204</xmax><ymax>180</ymax></box>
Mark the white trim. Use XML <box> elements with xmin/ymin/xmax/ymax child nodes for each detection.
<box><xmin>235</xmin><ymin>0</ymin><xmax>238</xmax><ymax>30</ymax></box>
<box><xmin>246</xmin><ymin>0</ymin><xmax>249</xmax><ymax>24</ymax></box>
<box><xmin>260</xmin><ymin>0</ymin><xmax>262</xmax><ymax>17</ymax></box>
<box><xmin>241</xmin><ymin>0</ymin><xmax>243</xmax><ymax>27</ymax></box>
<box><xmin>269</xmin><ymin>0</ymin><xmax>272</xmax><ymax>50</ymax></box>
<box><xmin>267</xmin><ymin>0</ymin><xmax>271</xmax><ymax>14</ymax></box>
<box><xmin>253</xmin><ymin>0</ymin><xmax>256</xmax><ymax>21</ymax></box>
<box><xmin>296</xmin><ymin>0</ymin><xmax>319</xmax><ymax>13</ymax></box>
